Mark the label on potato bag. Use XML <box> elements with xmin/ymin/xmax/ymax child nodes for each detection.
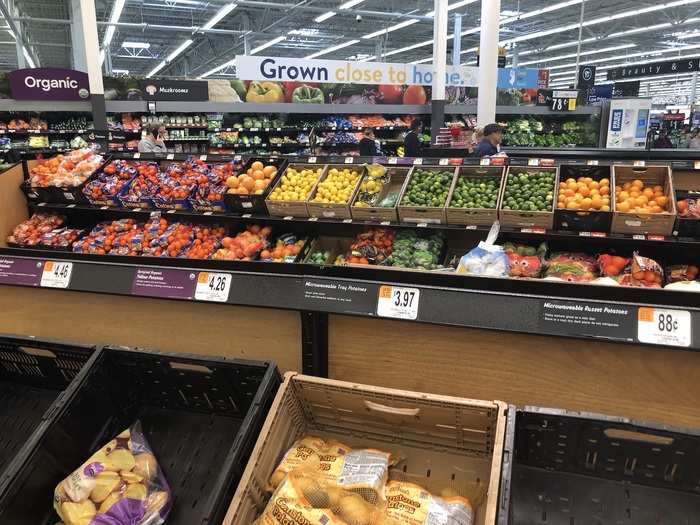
<box><xmin>638</xmin><ymin>307</ymin><xmax>691</xmax><ymax>347</ymax></box>
<box><xmin>377</xmin><ymin>285</ymin><xmax>420</xmax><ymax>320</ymax></box>
<box><xmin>195</xmin><ymin>272</ymin><xmax>231</xmax><ymax>302</ymax></box>
<box><xmin>41</xmin><ymin>261</ymin><xmax>72</xmax><ymax>288</ymax></box>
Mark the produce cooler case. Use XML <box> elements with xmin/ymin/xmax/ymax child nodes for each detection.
<box><xmin>0</xmin><ymin>335</ymin><xmax>96</xmax><ymax>494</ymax></box>
<box><xmin>499</xmin><ymin>406</ymin><xmax>700</xmax><ymax>524</ymax></box>
<box><xmin>0</xmin><ymin>345</ymin><xmax>281</xmax><ymax>525</ymax></box>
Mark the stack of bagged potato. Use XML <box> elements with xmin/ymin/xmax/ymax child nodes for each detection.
<box><xmin>257</xmin><ymin>436</ymin><xmax>474</xmax><ymax>525</ymax></box>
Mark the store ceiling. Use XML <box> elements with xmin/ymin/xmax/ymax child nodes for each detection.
<box><xmin>6</xmin><ymin>0</ymin><xmax>700</xmax><ymax>100</ymax></box>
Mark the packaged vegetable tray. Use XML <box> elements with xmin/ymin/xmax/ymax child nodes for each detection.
<box><xmin>0</xmin><ymin>335</ymin><xmax>96</xmax><ymax>500</ymax></box>
<box><xmin>0</xmin><ymin>346</ymin><xmax>280</xmax><ymax>525</ymax></box>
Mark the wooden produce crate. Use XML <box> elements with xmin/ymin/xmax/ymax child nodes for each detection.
<box><xmin>499</xmin><ymin>166</ymin><xmax>559</xmax><ymax>230</ymax></box>
<box><xmin>350</xmin><ymin>166</ymin><xmax>410</xmax><ymax>223</ymax></box>
<box><xmin>669</xmin><ymin>168</ymin><xmax>700</xmax><ymax>237</ymax></box>
<box><xmin>223</xmin><ymin>373</ymin><xmax>508</xmax><ymax>525</ymax></box>
<box><xmin>611</xmin><ymin>164</ymin><xmax>676</xmax><ymax>236</ymax></box>
<box><xmin>554</xmin><ymin>164</ymin><xmax>613</xmax><ymax>233</ymax></box>
<box><xmin>446</xmin><ymin>166</ymin><xmax>505</xmax><ymax>226</ymax></box>
<box><xmin>397</xmin><ymin>166</ymin><xmax>458</xmax><ymax>224</ymax></box>
<box><xmin>307</xmin><ymin>164</ymin><xmax>365</xmax><ymax>220</ymax></box>
<box><xmin>265</xmin><ymin>163</ymin><xmax>326</xmax><ymax>218</ymax></box>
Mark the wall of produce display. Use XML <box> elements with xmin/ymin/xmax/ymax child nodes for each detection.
<box><xmin>8</xmin><ymin>151</ymin><xmax>700</xmax><ymax>293</ymax></box>
<box><xmin>500</xmin><ymin>116</ymin><xmax>600</xmax><ymax>148</ymax></box>
<box><xmin>0</xmin><ymin>112</ymin><xmax>93</xmax><ymax>152</ymax></box>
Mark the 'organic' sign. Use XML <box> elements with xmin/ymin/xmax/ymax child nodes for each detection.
<box><xmin>9</xmin><ymin>68</ymin><xmax>90</xmax><ymax>101</ymax></box>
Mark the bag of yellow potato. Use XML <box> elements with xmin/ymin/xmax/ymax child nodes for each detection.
<box><xmin>259</xmin><ymin>471</ymin><xmax>399</xmax><ymax>525</ymax></box>
<box><xmin>269</xmin><ymin>436</ymin><xmax>393</xmax><ymax>504</ymax></box>
<box><xmin>385</xmin><ymin>480</ymin><xmax>473</xmax><ymax>525</ymax></box>
<box><xmin>53</xmin><ymin>421</ymin><xmax>171</xmax><ymax>525</ymax></box>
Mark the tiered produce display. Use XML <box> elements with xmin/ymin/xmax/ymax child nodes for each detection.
<box><xmin>6</xmin><ymin>150</ymin><xmax>700</xmax><ymax>294</ymax></box>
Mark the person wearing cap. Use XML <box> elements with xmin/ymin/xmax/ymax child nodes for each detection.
<box><xmin>403</xmin><ymin>118</ymin><xmax>423</xmax><ymax>158</ymax></box>
<box><xmin>473</xmin><ymin>123</ymin><xmax>503</xmax><ymax>157</ymax></box>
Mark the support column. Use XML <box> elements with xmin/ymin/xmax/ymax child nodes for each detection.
<box><xmin>452</xmin><ymin>14</ymin><xmax>462</xmax><ymax>65</ymax></box>
<box><xmin>511</xmin><ymin>46</ymin><xmax>519</xmax><ymax>68</ymax></box>
<box><xmin>477</xmin><ymin>0</ymin><xmax>500</xmax><ymax>127</ymax></box>
<box><xmin>692</xmin><ymin>72</ymin><xmax>698</xmax><ymax>105</ymax></box>
<box><xmin>75</xmin><ymin>0</ymin><xmax>107</xmax><ymax>130</ymax></box>
<box><xmin>430</xmin><ymin>0</ymin><xmax>448</xmax><ymax>145</ymax></box>
<box><xmin>70</xmin><ymin>0</ymin><xmax>88</xmax><ymax>71</ymax></box>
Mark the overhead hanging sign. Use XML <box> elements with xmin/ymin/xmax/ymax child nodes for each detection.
<box><xmin>577</xmin><ymin>65</ymin><xmax>596</xmax><ymax>89</ymax></box>
<box><xmin>497</xmin><ymin>68</ymin><xmax>540</xmax><ymax>89</ymax></box>
<box><xmin>9</xmin><ymin>68</ymin><xmax>90</xmax><ymax>101</ymax></box>
<box><xmin>140</xmin><ymin>79</ymin><xmax>209</xmax><ymax>101</ymax></box>
<box><xmin>236</xmin><ymin>56</ymin><xmax>479</xmax><ymax>87</ymax></box>
<box><xmin>607</xmin><ymin>57</ymin><xmax>700</xmax><ymax>80</ymax></box>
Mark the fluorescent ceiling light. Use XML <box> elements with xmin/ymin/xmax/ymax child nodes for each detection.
<box><xmin>518</xmin><ymin>44</ymin><xmax>637</xmax><ymax>66</ymax></box>
<box><xmin>202</xmin><ymin>3</ymin><xmax>237</xmax><ymax>30</ymax></box>
<box><xmin>104</xmin><ymin>26</ymin><xmax>116</xmax><ymax>48</ymax></box>
<box><xmin>411</xmin><ymin>57</ymin><xmax>432</xmax><ymax>64</ymax></box>
<box><xmin>166</xmin><ymin>39</ymin><xmax>193</xmax><ymax>62</ymax></box>
<box><xmin>383</xmin><ymin>39</ymin><xmax>434</xmax><ymax>58</ymax></box>
<box><xmin>314</xmin><ymin>12</ymin><xmax>337</xmax><ymax>22</ymax></box>
<box><xmin>112</xmin><ymin>68</ymin><xmax>129</xmax><ymax>74</ymax></box>
<box><xmin>249</xmin><ymin>36</ymin><xmax>285</xmax><ymax>55</ymax></box>
<box><xmin>340</xmin><ymin>0</ymin><xmax>365</xmax><ymax>8</ymax></box>
<box><xmin>23</xmin><ymin>47</ymin><xmax>35</xmax><ymax>68</ymax></box>
<box><xmin>104</xmin><ymin>0</ymin><xmax>125</xmax><ymax>48</ymax></box>
<box><xmin>99</xmin><ymin>49</ymin><xmax>105</xmax><ymax>66</ymax></box>
<box><xmin>121</xmin><ymin>41</ymin><xmax>151</xmax><ymax>49</ymax></box>
<box><xmin>147</xmin><ymin>61</ymin><xmax>166</xmax><ymax>78</ymax></box>
<box><xmin>305</xmin><ymin>39</ymin><xmax>360</xmax><ymax>59</ymax></box>
<box><xmin>426</xmin><ymin>0</ymin><xmax>479</xmax><ymax>17</ymax></box>
<box><xmin>198</xmin><ymin>58</ymin><xmax>236</xmax><ymax>78</ymax></box>
<box><xmin>363</xmin><ymin>19</ymin><xmax>419</xmax><ymax>39</ymax></box>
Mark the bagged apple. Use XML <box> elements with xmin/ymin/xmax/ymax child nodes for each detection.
<box><xmin>54</xmin><ymin>421</ymin><xmax>171</xmax><ymax>525</ymax></box>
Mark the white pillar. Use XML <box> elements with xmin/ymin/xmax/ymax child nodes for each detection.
<box><xmin>76</xmin><ymin>0</ymin><xmax>107</xmax><ymax>128</ymax></box>
<box><xmin>70</xmin><ymin>0</ymin><xmax>88</xmax><ymax>71</ymax></box>
<box><xmin>452</xmin><ymin>14</ymin><xmax>462</xmax><ymax>65</ymax></box>
<box><xmin>692</xmin><ymin>72</ymin><xmax>698</xmax><ymax>105</ymax></box>
<box><xmin>477</xmin><ymin>0</ymin><xmax>500</xmax><ymax>127</ymax></box>
<box><xmin>430</xmin><ymin>0</ymin><xmax>449</xmax><ymax>143</ymax></box>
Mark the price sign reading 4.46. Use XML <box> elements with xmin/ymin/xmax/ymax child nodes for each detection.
<box><xmin>41</xmin><ymin>261</ymin><xmax>73</xmax><ymax>288</ymax></box>
<box><xmin>377</xmin><ymin>285</ymin><xmax>420</xmax><ymax>320</ymax></box>
<box><xmin>195</xmin><ymin>272</ymin><xmax>231</xmax><ymax>302</ymax></box>
<box><xmin>638</xmin><ymin>307</ymin><xmax>691</xmax><ymax>347</ymax></box>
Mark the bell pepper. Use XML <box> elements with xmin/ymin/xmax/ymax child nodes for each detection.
<box><xmin>292</xmin><ymin>85</ymin><xmax>325</xmax><ymax>104</ymax></box>
<box><xmin>246</xmin><ymin>81</ymin><xmax>284</xmax><ymax>103</ymax></box>
<box><xmin>230</xmin><ymin>80</ymin><xmax>248</xmax><ymax>101</ymax></box>
<box><xmin>283</xmin><ymin>81</ymin><xmax>301</xmax><ymax>102</ymax></box>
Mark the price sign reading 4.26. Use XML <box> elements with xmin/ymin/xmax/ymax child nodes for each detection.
<box><xmin>195</xmin><ymin>272</ymin><xmax>231</xmax><ymax>302</ymax></box>
<box><xmin>41</xmin><ymin>261</ymin><xmax>73</xmax><ymax>288</ymax></box>
<box><xmin>377</xmin><ymin>285</ymin><xmax>420</xmax><ymax>320</ymax></box>
<box><xmin>638</xmin><ymin>307</ymin><xmax>691</xmax><ymax>347</ymax></box>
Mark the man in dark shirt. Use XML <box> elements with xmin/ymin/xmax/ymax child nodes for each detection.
<box><xmin>473</xmin><ymin>123</ymin><xmax>503</xmax><ymax>157</ymax></box>
<box><xmin>404</xmin><ymin>119</ymin><xmax>422</xmax><ymax>157</ymax></box>
<box><xmin>358</xmin><ymin>128</ymin><xmax>378</xmax><ymax>156</ymax></box>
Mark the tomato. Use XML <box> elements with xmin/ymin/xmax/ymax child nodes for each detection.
<box><xmin>604</xmin><ymin>264</ymin><xmax>620</xmax><ymax>276</ymax></box>
<box><xmin>610</xmin><ymin>256</ymin><xmax>628</xmax><ymax>270</ymax></box>
<box><xmin>403</xmin><ymin>85</ymin><xmax>427</xmax><ymax>105</ymax></box>
<box><xmin>378</xmin><ymin>84</ymin><xmax>404</xmax><ymax>104</ymax></box>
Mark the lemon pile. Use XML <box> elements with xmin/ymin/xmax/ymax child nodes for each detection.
<box><xmin>312</xmin><ymin>168</ymin><xmax>360</xmax><ymax>204</ymax></box>
<box><xmin>269</xmin><ymin>167</ymin><xmax>322</xmax><ymax>201</ymax></box>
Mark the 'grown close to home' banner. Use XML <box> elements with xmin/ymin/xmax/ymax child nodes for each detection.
<box><xmin>237</xmin><ymin>56</ymin><xmax>480</xmax><ymax>87</ymax></box>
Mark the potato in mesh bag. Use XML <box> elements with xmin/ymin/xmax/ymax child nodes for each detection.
<box><xmin>54</xmin><ymin>421</ymin><xmax>171</xmax><ymax>525</ymax></box>
<box><xmin>259</xmin><ymin>471</ymin><xmax>398</xmax><ymax>525</ymax></box>
<box><xmin>385</xmin><ymin>480</ymin><xmax>473</xmax><ymax>525</ymax></box>
<box><xmin>267</xmin><ymin>436</ymin><xmax>331</xmax><ymax>490</ymax></box>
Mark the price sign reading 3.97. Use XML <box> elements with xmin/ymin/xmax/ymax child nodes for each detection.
<box><xmin>195</xmin><ymin>272</ymin><xmax>232</xmax><ymax>302</ymax></box>
<box><xmin>377</xmin><ymin>285</ymin><xmax>420</xmax><ymax>320</ymax></box>
<box><xmin>638</xmin><ymin>307</ymin><xmax>691</xmax><ymax>347</ymax></box>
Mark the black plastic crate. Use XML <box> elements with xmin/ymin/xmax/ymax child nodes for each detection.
<box><xmin>224</xmin><ymin>156</ymin><xmax>288</xmax><ymax>214</ymax></box>
<box><xmin>0</xmin><ymin>335</ymin><xmax>96</xmax><ymax>490</ymax></box>
<box><xmin>554</xmin><ymin>164</ymin><xmax>612</xmax><ymax>233</ymax></box>
<box><xmin>22</xmin><ymin>156</ymin><xmax>111</xmax><ymax>205</ymax></box>
<box><xmin>499</xmin><ymin>406</ymin><xmax>700</xmax><ymax>524</ymax></box>
<box><xmin>0</xmin><ymin>345</ymin><xmax>280</xmax><ymax>525</ymax></box>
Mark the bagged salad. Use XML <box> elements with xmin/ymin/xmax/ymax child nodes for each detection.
<box><xmin>54</xmin><ymin>422</ymin><xmax>171</xmax><ymax>525</ymax></box>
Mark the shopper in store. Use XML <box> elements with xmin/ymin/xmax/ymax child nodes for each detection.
<box><xmin>403</xmin><ymin>119</ymin><xmax>423</xmax><ymax>157</ymax></box>
<box><xmin>652</xmin><ymin>130</ymin><xmax>673</xmax><ymax>149</ymax></box>
<box><xmin>689</xmin><ymin>129</ymin><xmax>700</xmax><ymax>149</ymax></box>
<box><xmin>473</xmin><ymin>123</ymin><xmax>503</xmax><ymax>157</ymax></box>
<box><xmin>138</xmin><ymin>124</ymin><xmax>168</xmax><ymax>153</ymax></box>
<box><xmin>359</xmin><ymin>128</ymin><xmax>379</xmax><ymax>156</ymax></box>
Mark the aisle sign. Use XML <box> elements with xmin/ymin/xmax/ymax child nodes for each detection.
<box><xmin>195</xmin><ymin>272</ymin><xmax>231</xmax><ymax>302</ymax></box>
<box><xmin>638</xmin><ymin>307</ymin><xmax>691</xmax><ymax>347</ymax></box>
<box><xmin>40</xmin><ymin>261</ymin><xmax>72</xmax><ymax>288</ymax></box>
<box><xmin>10</xmin><ymin>68</ymin><xmax>90</xmax><ymax>101</ymax></box>
<box><xmin>377</xmin><ymin>285</ymin><xmax>420</xmax><ymax>320</ymax></box>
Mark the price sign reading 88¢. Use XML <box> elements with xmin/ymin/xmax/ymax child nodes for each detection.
<box><xmin>377</xmin><ymin>285</ymin><xmax>420</xmax><ymax>320</ymax></box>
<box><xmin>638</xmin><ymin>307</ymin><xmax>691</xmax><ymax>347</ymax></box>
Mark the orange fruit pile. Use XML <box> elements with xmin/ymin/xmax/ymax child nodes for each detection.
<box><xmin>226</xmin><ymin>160</ymin><xmax>277</xmax><ymax>195</ymax></box>
<box><xmin>614</xmin><ymin>179</ymin><xmax>669</xmax><ymax>214</ymax></box>
<box><xmin>557</xmin><ymin>176</ymin><xmax>611</xmax><ymax>211</ymax></box>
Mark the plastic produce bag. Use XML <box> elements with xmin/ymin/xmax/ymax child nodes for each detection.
<box><xmin>629</xmin><ymin>252</ymin><xmax>663</xmax><ymax>288</ymax></box>
<box><xmin>54</xmin><ymin>422</ymin><xmax>171</xmax><ymax>525</ymax></box>
<box><xmin>503</xmin><ymin>242</ymin><xmax>546</xmax><ymax>278</ymax></box>
<box><xmin>385</xmin><ymin>480</ymin><xmax>473</xmax><ymax>525</ymax></box>
<box><xmin>544</xmin><ymin>253</ymin><xmax>598</xmax><ymax>282</ymax></box>
<box><xmin>457</xmin><ymin>222</ymin><xmax>508</xmax><ymax>277</ymax></box>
